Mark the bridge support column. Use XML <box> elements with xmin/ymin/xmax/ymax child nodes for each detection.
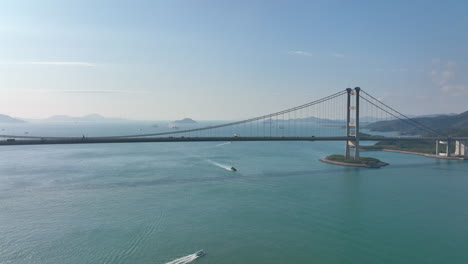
<box><xmin>446</xmin><ymin>138</ymin><xmax>451</xmax><ymax>157</ymax></box>
<box><xmin>345</xmin><ymin>88</ymin><xmax>352</xmax><ymax>159</ymax></box>
<box><xmin>462</xmin><ymin>141</ymin><xmax>467</xmax><ymax>158</ymax></box>
<box><xmin>354</xmin><ymin>87</ymin><xmax>361</xmax><ymax>160</ymax></box>
<box><xmin>437</xmin><ymin>140</ymin><xmax>449</xmax><ymax>156</ymax></box>
<box><xmin>455</xmin><ymin>140</ymin><xmax>466</xmax><ymax>157</ymax></box>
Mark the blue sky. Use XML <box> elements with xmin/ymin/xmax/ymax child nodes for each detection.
<box><xmin>1</xmin><ymin>0</ymin><xmax>467</xmax><ymax>120</ymax></box>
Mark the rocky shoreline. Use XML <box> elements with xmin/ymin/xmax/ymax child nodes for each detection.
<box><xmin>320</xmin><ymin>158</ymin><xmax>389</xmax><ymax>168</ymax></box>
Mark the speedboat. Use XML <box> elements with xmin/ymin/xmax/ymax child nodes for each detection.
<box><xmin>230</xmin><ymin>167</ymin><xmax>237</xmax><ymax>172</ymax></box>
<box><xmin>195</xmin><ymin>250</ymin><xmax>205</xmax><ymax>257</ymax></box>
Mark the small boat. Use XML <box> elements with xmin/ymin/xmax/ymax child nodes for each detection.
<box><xmin>230</xmin><ymin>167</ymin><xmax>237</xmax><ymax>172</ymax></box>
<box><xmin>195</xmin><ymin>250</ymin><xmax>205</xmax><ymax>257</ymax></box>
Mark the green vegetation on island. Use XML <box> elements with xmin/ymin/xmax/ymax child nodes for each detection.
<box><xmin>323</xmin><ymin>154</ymin><xmax>388</xmax><ymax>168</ymax></box>
<box><xmin>361</xmin><ymin>140</ymin><xmax>438</xmax><ymax>154</ymax></box>
<box><xmin>446</xmin><ymin>127</ymin><xmax>468</xmax><ymax>137</ymax></box>
<box><xmin>363</xmin><ymin>111</ymin><xmax>468</xmax><ymax>155</ymax></box>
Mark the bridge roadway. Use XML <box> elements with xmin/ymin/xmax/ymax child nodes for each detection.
<box><xmin>1</xmin><ymin>136</ymin><xmax>467</xmax><ymax>146</ymax></box>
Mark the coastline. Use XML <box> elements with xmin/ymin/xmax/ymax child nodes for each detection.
<box><xmin>380</xmin><ymin>149</ymin><xmax>467</xmax><ymax>160</ymax></box>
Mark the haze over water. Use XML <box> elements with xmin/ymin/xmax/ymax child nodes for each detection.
<box><xmin>1</xmin><ymin>123</ymin><xmax>467</xmax><ymax>264</ymax></box>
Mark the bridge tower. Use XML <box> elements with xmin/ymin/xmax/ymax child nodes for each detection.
<box><xmin>345</xmin><ymin>87</ymin><xmax>361</xmax><ymax>160</ymax></box>
<box><xmin>345</xmin><ymin>88</ymin><xmax>352</xmax><ymax>159</ymax></box>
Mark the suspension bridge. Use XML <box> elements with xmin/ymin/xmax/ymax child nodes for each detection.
<box><xmin>1</xmin><ymin>88</ymin><xmax>467</xmax><ymax>160</ymax></box>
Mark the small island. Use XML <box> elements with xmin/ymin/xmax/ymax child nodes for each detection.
<box><xmin>172</xmin><ymin>118</ymin><xmax>197</xmax><ymax>124</ymax></box>
<box><xmin>320</xmin><ymin>154</ymin><xmax>389</xmax><ymax>168</ymax></box>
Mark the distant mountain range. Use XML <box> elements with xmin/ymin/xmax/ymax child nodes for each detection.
<box><xmin>408</xmin><ymin>113</ymin><xmax>458</xmax><ymax>118</ymax></box>
<box><xmin>261</xmin><ymin>114</ymin><xmax>457</xmax><ymax>124</ymax></box>
<box><xmin>0</xmin><ymin>112</ymin><xmax>462</xmax><ymax>129</ymax></box>
<box><xmin>300</xmin><ymin>116</ymin><xmax>345</xmax><ymax>124</ymax></box>
<box><xmin>260</xmin><ymin>117</ymin><xmax>345</xmax><ymax>124</ymax></box>
<box><xmin>367</xmin><ymin>111</ymin><xmax>468</xmax><ymax>136</ymax></box>
<box><xmin>1</xmin><ymin>113</ymin><xmax>201</xmax><ymax>124</ymax></box>
<box><xmin>0</xmin><ymin>114</ymin><xmax>26</xmax><ymax>123</ymax></box>
<box><xmin>43</xmin><ymin>114</ymin><xmax>128</xmax><ymax>122</ymax></box>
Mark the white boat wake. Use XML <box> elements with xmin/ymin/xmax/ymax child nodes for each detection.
<box><xmin>165</xmin><ymin>251</ymin><xmax>201</xmax><ymax>264</ymax></box>
<box><xmin>207</xmin><ymin>159</ymin><xmax>233</xmax><ymax>171</ymax></box>
<box><xmin>215</xmin><ymin>142</ymin><xmax>231</xmax><ymax>147</ymax></box>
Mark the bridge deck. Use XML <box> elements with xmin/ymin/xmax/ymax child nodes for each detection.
<box><xmin>1</xmin><ymin>136</ymin><xmax>467</xmax><ymax>146</ymax></box>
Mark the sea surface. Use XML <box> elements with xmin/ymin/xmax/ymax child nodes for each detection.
<box><xmin>1</xmin><ymin>122</ymin><xmax>468</xmax><ymax>263</ymax></box>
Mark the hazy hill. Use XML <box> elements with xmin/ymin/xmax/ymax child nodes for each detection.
<box><xmin>0</xmin><ymin>114</ymin><xmax>26</xmax><ymax>123</ymax></box>
<box><xmin>367</xmin><ymin>111</ymin><xmax>468</xmax><ymax>135</ymax></box>
<box><xmin>300</xmin><ymin>116</ymin><xmax>344</xmax><ymax>124</ymax></box>
<box><xmin>412</xmin><ymin>113</ymin><xmax>458</xmax><ymax>118</ymax></box>
<box><xmin>261</xmin><ymin>117</ymin><xmax>345</xmax><ymax>124</ymax></box>
<box><xmin>44</xmin><ymin>114</ymin><xmax>127</xmax><ymax>122</ymax></box>
<box><xmin>172</xmin><ymin>118</ymin><xmax>197</xmax><ymax>124</ymax></box>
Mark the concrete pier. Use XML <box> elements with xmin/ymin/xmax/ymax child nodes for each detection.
<box><xmin>435</xmin><ymin>139</ymin><xmax>467</xmax><ymax>159</ymax></box>
<box><xmin>454</xmin><ymin>140</ymin><xmax>467</xmax><ymax>158</ymax></box>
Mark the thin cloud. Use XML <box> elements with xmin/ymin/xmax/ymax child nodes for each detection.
<box><xmin>375</xmin><ymin>68</ymin><xmax>409</xmax><ymax>72</ymax></box>
<box><xmin>431</xmin><ymin>59</ymin><xmax>468</xmax><ymax>96</ymax></box>
<box><xmin>288</xmin><ymin>50</ymin><xmax>313</xmax><ymax>57</ymax></box>
<box><xmin>24</xmin><ymin>61</ymin><xmax>96</xmax><ymax>67</ymax></box>
<box><xmin>28</xmin><ymin>89</ymin><xmax>150</xmax><ymax>94</ymax></box>
<box><xmin>331</xmin><ymin>53</ymin><xmax>345</xmax><ymax>58</ymax></box>
<box><xmin>1</xmin><ymin>61</ymin><xmax>96</xmax><ymax>67</ymax></box>
<box><xmin>446</xmin><ymin>61</ymin><xmax>457</xmax><ymax>69</ymax></box>
<box><xmin>441</xmin><ymin>84</ymin><xmax>468</xmax><ymax>96</ymax></box>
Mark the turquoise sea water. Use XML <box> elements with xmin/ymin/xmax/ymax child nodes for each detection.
<box><xmin>1</xmin><ymin>123</ymin><xmax>468</xmax><ymax>263</ymax></box>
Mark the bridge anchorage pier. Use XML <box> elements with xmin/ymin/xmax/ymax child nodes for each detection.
<box><xmin>321</xmin><ymin>87</ymin><xmax>388</xmax><ymax>168</ymax></box>
<box><xmin>435</xmin><ymin>139</ymin><xmax>468</xmax><ymax>159</ymax></box>
<box><xmin>454</xmin><ymin>140</ymin><xmax>467</xmax><ymax>159</ymax></box>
